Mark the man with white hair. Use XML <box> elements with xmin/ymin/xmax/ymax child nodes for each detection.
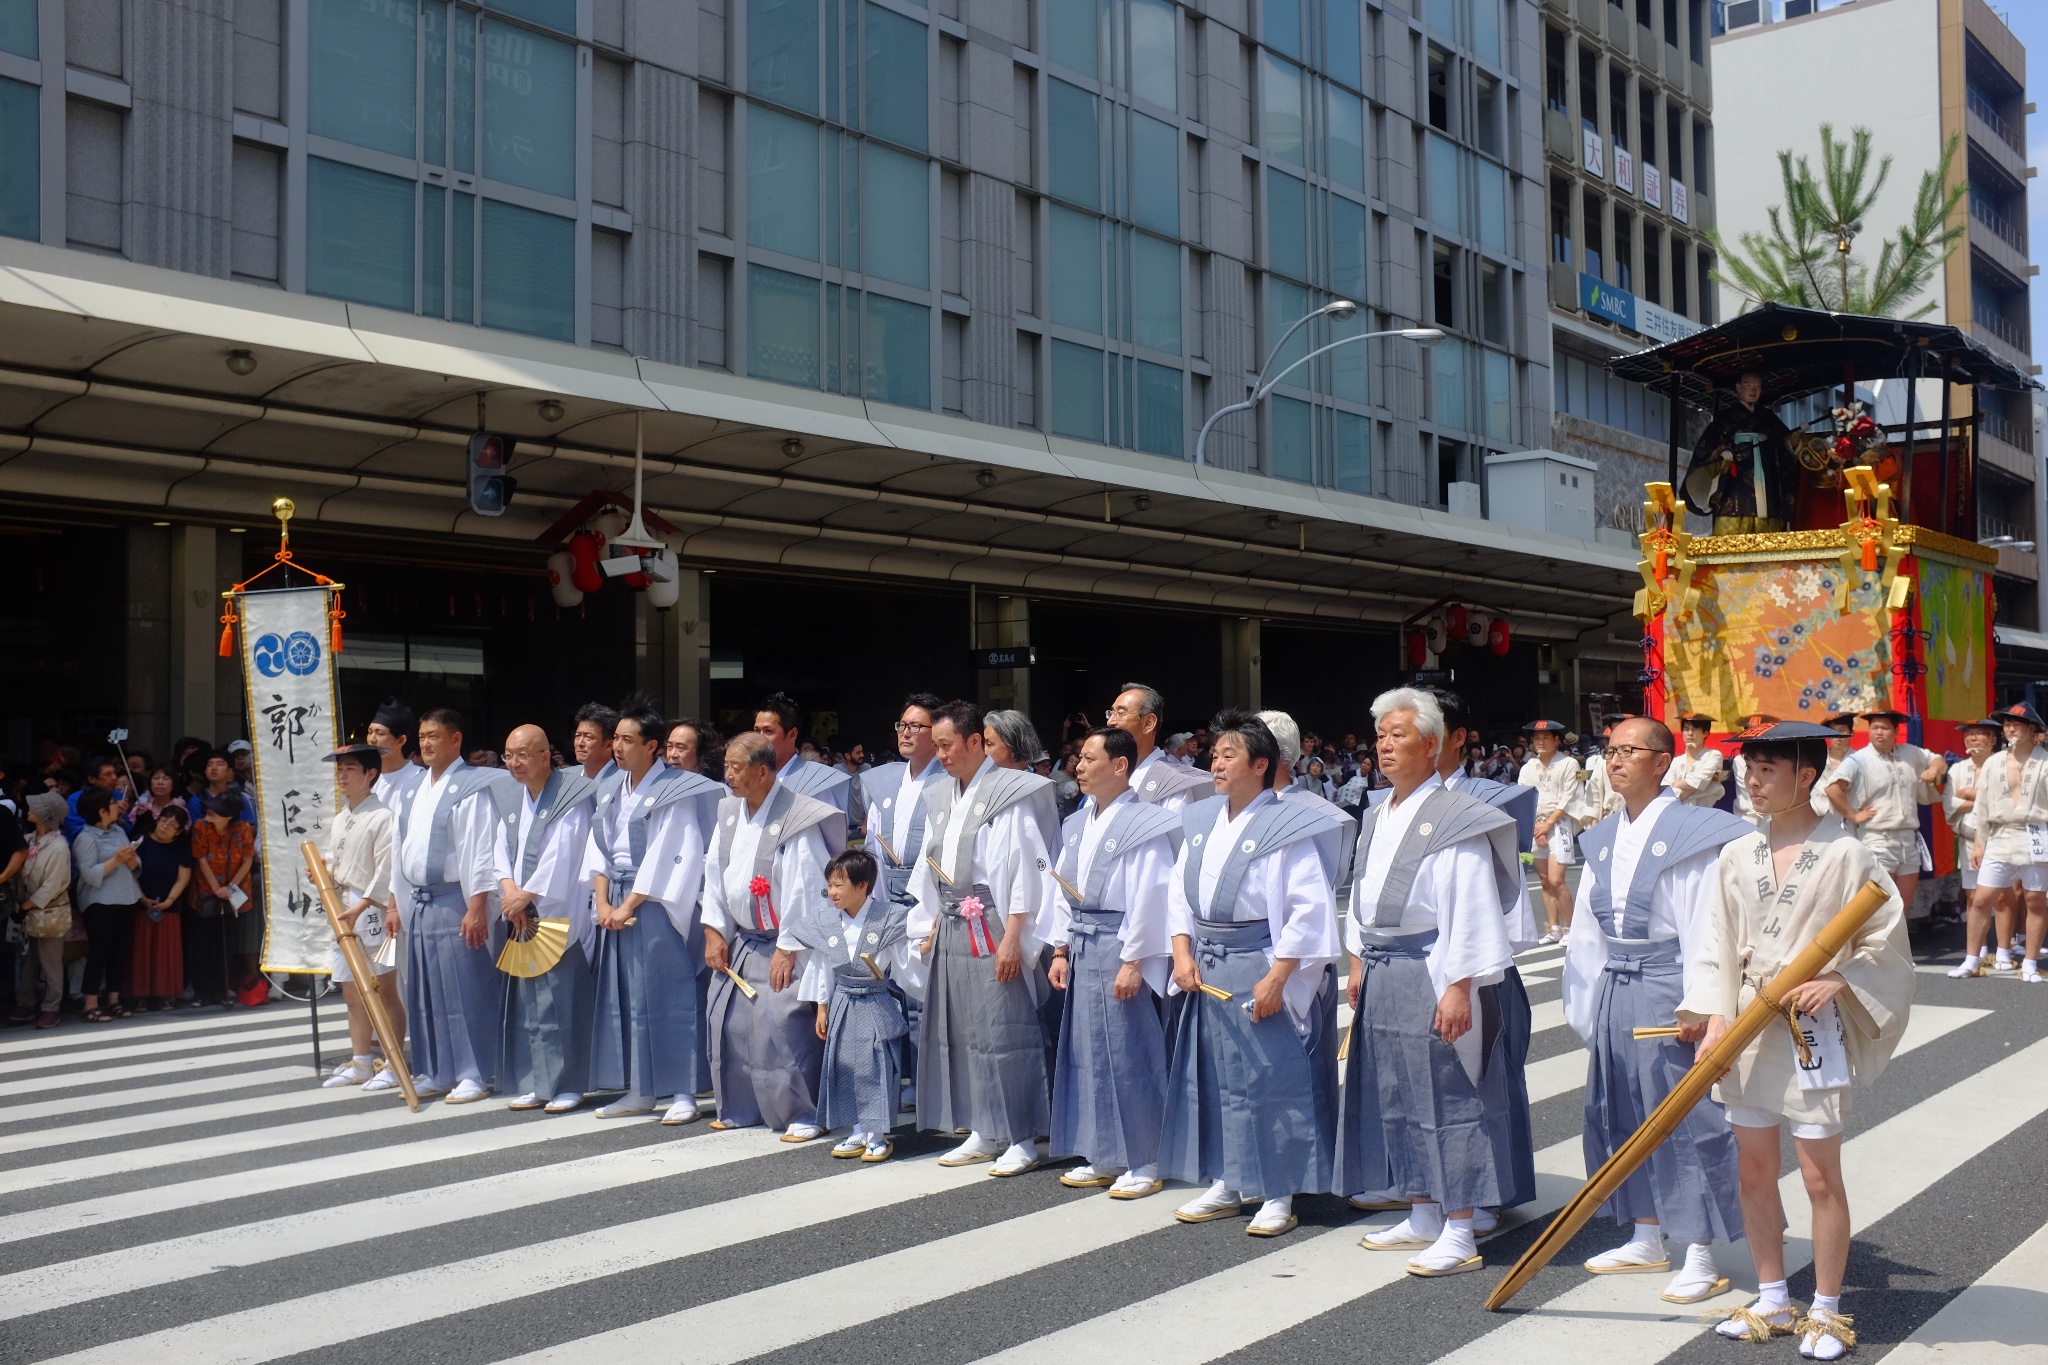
<box><xmin>1107</xmin><ymin>683</ymin><xmax>1213</xmax><ymax>811</ymax></box>
<box><xmin>1342</xmin><ymin>687</ymin><xmax>1529</xmax><ymax>1277</ymax></box>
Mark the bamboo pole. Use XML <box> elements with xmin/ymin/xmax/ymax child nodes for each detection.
<box><xmin>1484</xmin><ymin>879</ymin><xmax>1892</xmax><ymax>1311</ymax></box>
<box><xmin>301</xmin><ymin>842</ymin><xmax>420</xmax><ymax>1112</ymax></box>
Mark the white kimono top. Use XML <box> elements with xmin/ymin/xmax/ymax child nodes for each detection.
<box><xmin>495</xmin><ymin>786</ymin><xmax>595</xmax><ymax>938</ymax></box>
<box><xmin>1971</xmin><ymin>745</ymin><xmax>2048</xmax><ymax>865</ymax></box>
<box><xmin>1667</xmin><ymin>746</ymin><xmax>1727</xmax><ymax>808</ymax></box>
<box><xmin>579</xmin><ymin>763</ymin><xmax>709</xmax><ymax>937</ymax></box>
<box><xmin>1043</xmin><ymin>788</ymin><xmax>1176</xmax><ymax>997</ymax></box>
<box><xmin>391</xmin><ymin>761</ymin><xmax>499</xmax><ymax>907</ymax></box>
<box><xmin>1831</xmin><ymin>742</ymin><xmax>1936</xmax><ymax>833</ymax></box>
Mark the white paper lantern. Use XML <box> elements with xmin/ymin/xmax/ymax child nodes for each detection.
<box><xmin>545</xmin><ymin>551</ymin><xmax>584</xmax><ymax>608</ymax></box>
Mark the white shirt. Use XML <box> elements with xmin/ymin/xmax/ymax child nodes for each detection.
<box><xmin>1164</xmin><ymin>789</ymin><xmax>1340</xmax><ymax>1035</ymax></box>
<box><xmin>699</xmin><ymin>787</ymin><xmax>825</xmax><ymax>955</ymax></box>
<box><xmin>579</xmin><ymin>763</ymin><xmax>710</xmax><ymax>937</ymax></box>
<box><xmin>392</xmin><ymin>762</ymin><xmax>498</xmax><ymax>902</ymax></box>
<box><xmin>1833</xmin><ymin>742</ymin><xmax>1935</xmax><ymax>832</ymax></box>
<box><xmin>1667</xmin><ymin>747</ymin><xmax>1727</xmax><ymax>807</ymax></box>
<box><xmin>327</xmin><ymin>793</ymin><xmax>392</xmax><ymax>908</ymax></box>
<box><xmin>906</xmin><ymin>760</ymin><xmax>1059</xmax><ymax>949</ymax></box>
<box><xmin>888</xmin><ymin>757</ymin><xmax>943</xmax><ymax>860</ymax></box>
<box><xmin>1519</xmin><ymin>751</ymin><xmax>1582</xmax><ymax>821</ymax></box>
<box><xmin>1045</xmin><ymin>789</ymin><xmax>1176</xmax><ymax>996</ymax></box>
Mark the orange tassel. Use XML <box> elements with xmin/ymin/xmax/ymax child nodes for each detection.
<box><xmin>1861</xmin><ymin>537</ymin><xmax>1878</xmax><ymax>573</ymax></box>
<box><xmin>217</xmin><ymin>606</ymin><xmax>235</xmax><ymax>658</ymax></box>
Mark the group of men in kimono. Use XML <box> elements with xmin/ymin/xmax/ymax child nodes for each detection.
<box><xmin>320</xmin><ymin>687</ymin><xmax>1914</xmax><ymax>1356</ymax></box>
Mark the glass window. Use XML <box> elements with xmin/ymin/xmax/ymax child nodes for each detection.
<box><xmin>1484</xmin><ymin>348</ymin><xmax>1511</xmax><ymax>440</ymax></box>
<box><xmin>482</xmin><ymin>20</ymin><xmax>577</xmax><ymax>198</ymax></box>
<box><xmin>1330</xmin><ymin>308</ymin><xmax>1368</xmax><ymax>403</ymax></box>
<box><xmin>1131</xmin><ymin>231</ymin><xmax>1180</xmax><ymax>354</ymax></box>
<box><xmin>0</xmin><ymin>0</ymin><xmax>32</xmax><ymax>58</ymax></box>
<box><xmin>750</xmin><ymin>0</ymin><xmax>821</xmax><ymax>115</ymax></box>
<box><xmin>1335</xmin><ymin>410</ymin><xmax>1371</xmax><ymax>492</ymax></box>
<box><xmin>423</xmin><ymin>3</ymin><xmax>447</xmax><ymax>166</ymax></box>
<box><xmin>1427</xmin><ymin>133</ymin><xmax>1461</xmax><ymax>234</ymax></box>
<box><xmin>1130</xmin><ymin>113</ymin><xmax>1178</xmax><ymax>234</ymax></box>
<box><xmin>1434</xmin><ymin>336</ymin><xmax>1467</xmax><ymax>429</ymax></box>
<box><xmin>309</xmin><ymin>0</ymin><xmax>417</xmax><ymax>157</ymax></box>
<box><xmin>489</xmin><ymin>0</ymin><xmax>575</xmax><ymax>32</ymax></box>
<box><xmin>1261</xmin><ymin>54</ymin><xmax>1303</xmax><ymax>166</ymax></box>
<box><xmin>1474</xmin><ymin>0</ymin><xmax>1502</xmax><ymax>66</ymax></box>
<box><xmin>1261</xmin><ymin>0</ymin><xmax>1301</xmax><ymax>60</ymax></box>
<box><xmin>1049</xmin><ymin>80</ymin><xmax>1100</xmax><ymax>208</ymax></box>
<box><xmin>1270</xmin><ymin>395</ymin><xmax>1312</xmax><ymax>481</ymax></box>
<box><xmin>422</xmin><ymin>185</ymin><xmax>446</xmax><ymax>316</ymax></box>
<box><xmin>453</xmin><ymin>14</ymin><xmax>476</xmax><ymax>174</ymax></box>
<box><xmin>1327</xmin><ymin>88</ymin><xmax>1365</xmax><ymax>193</ymax></box>
<box><xmin>1136</xmin><ymin>360</ymin><xmax>1182</xmax><ymax>456</ymax></box>
<box><xmin>1050</xmin><ymin>206</ymin><xmax>1103</xmax><ymax>332</ymax></box>
<box><xmin>865</xmin><ymin>5</ymin><xmax>928</xmax><ymax>152</ymax></box>
<box><xmin>306</xmin><ymin>158</ymin><xmax>416</xmax><ymax>312</ymax></box>
<box><xmin>1426</xmin><ymin>0</ymin><xmax>1455</xmax><ymax>38</ymax></box>
<box><xmin>861</xmin><ymin>294</ymin><xmax>930</xmax><ymax>407</ymax></box>
<box><xmin>1048</xmin><ymin>0</ymin><xmax>1099</xmax><ymax>77</ymax></box>
<box><xmin>1266</xmin><ymin>170</ymin><xmax>1308</xmax><ymax>281</ymax></box>
<box><xmin>1327</xmin><ymin>0</ymin><xmax>1362</xmax><ymax>91</ymax></box>
<box><xmin>748</xmin><ymin>107</ymin><xmax>821</xmax><ymax>260</ymax></box>
<box><xmin>1478</xmin><ymin>162</ymin><xmax>1507</xmax><ymax>253</ymax></box>
<box><xmin>0</xmin><ymin>76</ymin><xmax>35</xmax><ymax>240</ymax></box>
<box><xmin>1475</xmin><ymin>75</ymin><xmax>1503</xmax><ymax>158</ymax></box>
<box><xmin>481</xmin><ymin>199</ymin><xmax>574</xmax><ymax>340</ymax></box>
<box><xmin>452</xmin><ymin>192</ymin><xmax>475</xmax><ymax>321</ymax></box>
<box><xmin>1480</xmin><ymin>260</ymin><xmax>1506</xmax><ymax>342</ymax></box>
<box><xmin>1583</xmin><ymin>188</ymin><xmax>1604</xmax><ymax>279</ymax></box>
<box><xmin>1129</xmin><ymin>0</ymin><xmax>1177</xmax><ymax>111</ymax></box>
<box><xmin>1266</xmin><ymin>276</ymin><xmax>1310</xmax><ymax>378</ymax></box>
<box><xmin>1051</xmin><ymin>339</ymin><xmax>1106</xmax><ymax>441</ymax></box>
<box><xmin>1330</xmin><ymin>196</ymin><xmax>1367</xmax><ymax>302</ymax></box>
<box><xmin>750</xmin><ymin>264</ymin><xmax>822</xmax><ymax>385</ymax></box>
<box><xmin>862</xmin><ymin>142</ymin><xmax>929</xmax><ymax>285</ymax></box>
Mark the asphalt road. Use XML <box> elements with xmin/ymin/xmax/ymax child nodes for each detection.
<box><xmin>1</xmin><ymin>914</ymin><xmax>2043</xmax><ymax>1365</ymax></box>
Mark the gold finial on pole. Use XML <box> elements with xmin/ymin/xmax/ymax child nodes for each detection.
<box><xmin>273</xmin><ymin>497</ymin><xmax>296</xmax><ymax>554</ymax></box>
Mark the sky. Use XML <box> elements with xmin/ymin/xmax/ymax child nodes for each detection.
<box><xmin>2005</xmin><ymin>2</ymin><xmax>2048</xmax><ymax>367</ymax></box>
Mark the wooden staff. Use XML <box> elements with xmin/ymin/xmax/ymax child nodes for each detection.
<box><xmin>301</xmin><ymin>842</ymin><xmax>420</xmax><ymax>1112</ymax></box>
<box><xmin>1485</xmin><ymin>879</ymin><xmax>1891</xmax><ymax>1311</ymax></box>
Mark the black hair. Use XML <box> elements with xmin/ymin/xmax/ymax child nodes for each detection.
<box><xmin>614</xmin><ymin>693</ymin><xmax>665</xmax><ymax>747</ymax></box>
<box><xmin>756</xmin><ymin>692</ymin><xmax>804</xmax><ymax>737</ymax></box>
<box><xmin>420</xmin><ymin>707</ymin><xmax>466</xmax><ymax>739</ymax></box>
<box><xmin>932</xmin><ymin>699</ymin><xmax>984</xmax><ymax>737</ymax></box>
<box><xmin>1087</xmin><ymin>725</ymin><xmax>1138</xmax><ymax>772</ymax></box>
<box><xmin>574</xmin><ymin>702</ymin><xmax>619</xmax><ymax>736</ymax></box>
<box><xmin>901</xmin><ymin>691</ymin><xmax>945</xmax><ymax>717</ymax></box>
<box><xmin>1209</xmin><ymin>707</ymin><xmax>1279</xmax><ymax>779</ymax></box>
<box><xmin>1740</xmin><ymin>738</ymin><xmax>1829</xmax><ymax>792</ymax></box>
<box><xmin>77</xmin><ymin>787</ymin><xmax>117</xmax><ymax>825</ymax></box>
<box><xmin>335</xmin><ymin>749</ymin><xmax>382</xmax><ymax>776</ymax></box>
<box><xmin>86</xmin><ymin>755</ymin><xmax>120</xmax><ymax>780</ymax></box>
<box><xmin>825</xmin><ymin>847</ymin><xmax>878</xmax><ymax>892</ymax></box>
<box><xmin>666</xmin><ymin>717</ymin><xmax>723</xmax><ymax>773</ymax></box>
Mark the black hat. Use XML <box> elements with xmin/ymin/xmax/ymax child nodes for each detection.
<box><xmin>1678</xmin><ymin>712</ymin><xmax>1716</xmax><ymax>729</ymax></box>
<box><xmin>1522</xmin><ymin>719</ymin><xmax>1567</xmax><ymax>735</ymax></box>
<box><xmin>1995</xmin><ymin>702</ymin><xmax>2047</xmax><ymax>731</ymax></box>
<box><xmin>1861</xmin><ymin>708</ymin><xmax>1911</xmax><ymax>725</ymax></box>
<box><xmin>370</xmin><ymin>697</ymin><xmax>416</xmax><ymax>736</ymax></box>
<box><xmin>326</xmin><ymin>744</ymin><xmax>383</xmax><ymax>765</ymax></box>
<box><xmin>1960</xmin><ymin>715</ymin><xmax>2005</xmax><ymax>733</ymax></box>
<box><xmin>1821</xmin><ymin>712</ymin><xmax>1860</xmax><ymax>730</ymax></box>
<box><xmin>1734</xmin><ymin>719</ymin><xmax>1841</xmax><ymax>745</ymax></box>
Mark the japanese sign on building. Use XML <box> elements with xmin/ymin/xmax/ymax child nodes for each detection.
<box><xmin>236</xmin><ymin>586</ymin><xmax>341</xmax><ymax>974</ymax></box>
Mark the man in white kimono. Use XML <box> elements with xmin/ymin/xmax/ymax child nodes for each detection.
<box><xmin>1941</xmin><ymin>716</ymin><xmax>2001</xmax><ymax>971</ymax></box>
<box><xmin>1108</xmin><ymin>683</ymin><xmax>1213</xmax><ymax>811</ymax></box>
<box><xmin>365</xmin><ymin>698</ymin><xmax>425</xmax><ymax>817</ymax></box>
<box><xmin>495</xmin><ymin>724</ymin><xmax>600</xmax><ymax>1114</ymax></box>
<box><xmin>755</xmin><ymin>692</ymin><xmax>853</xmax><ymax>815</ymax></box>
<box><xmin>390</xmin><ymin>708</ymin><xmax>512</xmax><ymax>1103</ymax></box>
<box><xmin>1825</xmin><ymin>709</ymin><xmax>1946</xmax><ymax>917</ymax></box>
<box><xmin>909</xmin><ymin>700</ymin><xmax>1061</xmax><ymax>1177</ymax></box>
<box><xmin>1519</xmin><ymin>719</ymin><xmax>1582</xmax><ymax>943</ymax></box>
<box><xmin>701</xmin><ymin>731</ymin><xmax>840</xmax><ymax>1140</ymax></box>
<box><xmin>571</xmin><ymin>702</ymin><xmax>618</xmax><ymax>781</ymax></box>
<box><xmin>1346</xmin><ymin>689</ymin><xmax>1525</xmax><ymax>1276</ymax></box>
<box><xmin>1045</xmin><ymin>726</ymin><xmax>1180</xmax><ymax>1200</ymax></box>
<box><xmin>1959</xmin><ymin>702</ymin><xmax>2048</xmax><ymax>982</ymax></box>
<box><xmin>1681</xmin><ymin>720</ymin><xmax>1912</xmax><ymax>1360</ymax></box>
<box><xmin>860</xmin><ymin>692</ymin><xmax>949</xmax><ymax>1101</ymax></box>
<box><xmin>1667</xmin><ymin>714</ymin><xmax>1728</xmax><ymax>808</ymax></box>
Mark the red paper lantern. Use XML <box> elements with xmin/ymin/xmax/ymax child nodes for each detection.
<box><xmin>567</xmin><ymin>530</ymin><xmax>605</xmax><ymax>593</ymax></box>
<box><xmin>1405</xmin><ymin>628</ymin><xmax>1428</xmax><ymax>668</ymax></box>
<box><xmin>1445</xmin><ymin>603</ymin><xmax>1470</xmax><ymax>640</ymax></box>
<box><xmin>1487</xmin><ymin>617</ymin><xmax>1513</xmax><ymax>656</ymax></box>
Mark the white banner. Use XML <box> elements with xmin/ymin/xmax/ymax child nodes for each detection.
<box><xmin>237</xmin><ymin>587</ymin><xmax>341</xmax><ymax>974</ymax></box>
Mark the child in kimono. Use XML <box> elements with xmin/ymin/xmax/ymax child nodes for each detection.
<box><xmin>798</xmin><ymin>849</ymin><xmax>912</xmax><ymax>1162</ymax></box>
<box><xmin>1679</xmin><ymin>721</ymin><xmax>1913</xmax><ymax>1361</ymax></box>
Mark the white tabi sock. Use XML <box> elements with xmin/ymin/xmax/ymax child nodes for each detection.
<box><xmin>1176</xmin><ymin>1180</ymin><xmax>1242</xmax><ymax>1217</ymax></box>
<box><xmin>999</xmin><ymin>1141</ymin><xmax>1037</xmax><ymax>1166</ymax></box>
<box><xmin>1804</xmin><ymin>1293</ymin><xmax>1850</xmax><ymax>1361</ymax></box>
<box><xmin>1366</xmin><ymin>1202</ymin><xmax>1444</xmax><ymax>1247</ymax></box>
<box><xmin>1113</xmin><ymin>1164</ymin><xmax>1158</xmax><ymax>1189</ymax></box>
<box><xmin>1410</xmin><ymin>1218</ymin><xmax>1477</xmax><ymax>1271</ymax></box>
<box><xmin>1949</xmin><ymin>955</ymin><xmax>1981</xmax><ymax>978</ymax></box>
<box><xmin>1662</xmin><ymin>1243</ymin><xmax>1724</xmax><ymax>1299</ymax></box>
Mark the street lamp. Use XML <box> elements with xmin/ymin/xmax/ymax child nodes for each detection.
<box><xmin>1193</xmin><ymin>303</ymin><xmax>1444</xmax><ymax>467</ymax></box>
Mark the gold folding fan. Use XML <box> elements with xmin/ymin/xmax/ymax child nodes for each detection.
<box><xmin>497</xmin><ymin>917</ymin><xmax>572</xmax><ymax>978</ymax></box>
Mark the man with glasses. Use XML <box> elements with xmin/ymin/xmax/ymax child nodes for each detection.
<box><xmin>860</xmin><ymin>692</ymin><xmax>950</xmax><ymax>1102</ymax></box>
<box><xmin>1560</xmin><ymin>716</ymin><xmax>1750</xmax><ymax>1305</ymax></box>
<box><xmin>1106</xmin><ymin>683</ymin><xmax>1213</xmax><ymax>812</ymax></box>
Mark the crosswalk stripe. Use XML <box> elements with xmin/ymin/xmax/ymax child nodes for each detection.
<box><xmin>0</xmin><ymin>1007</ymin><xmax>290</xmax><ymax>1056</ymax></box>
<box><xmin>40</xmin><ymin>1154</ymin><xmax>1070</xmax><ymax>1365</ymax></box>
<box><xmin>0</xmin><ymin>1104</ymin><xmax>635</xmax><ymax>1242</ymax></box>
<box><xmin>1882</xmin><ymin>1219</ymin><xmax>2048</xmax><ymax>1364</ymax></box>
<box><xmin>0</xmin><ymin>1067</ymin><xmax>313</xmax><ymax>1128</ymax></box>
<box><xmin>0</xmin><ymin>1126</ymin><xmax>804</xmax><ymax>1321</ymax></box>
<box><xmin>0</xmin><ymin>1041</ymin><xmax>319</xmax><ymax>1101</ymax></box>
<box><xmin>0</xmin><ymin>1079</ymin><xmax>377</xmax><ymax>1158</ymax></box>
<box><xmin>1428</xmin><ymin>1029</ymin><xmax>2048</xmax><ymax>1365</ymax></box>
<box><xmin>0</xmin><ymin>1021</ymin><xmax>312</xmax><ymax>1079</ymax></box>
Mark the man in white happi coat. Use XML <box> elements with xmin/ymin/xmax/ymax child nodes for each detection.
<box><xmin>1825</xmin><ymin>708</ymin><xmax>1946</xmax><ymax>917</ymax></box>
<box><xmin>701</xmin><ymin>731</ymin><xmax>841</xmax><ymax>1139</ymax></box>
<box><xmin>1957</xmin><ymin>702</ymin><xmax>2048</xmax><ymax>982</ymax></box>
<box><xmin>1666</xmin><ymin>714</ymin><xmax>1728</xmax><ymax>808</ymax></box>
<box><xmin>1519</xmin><ymin>718</ymin><xmax>1582</xmax><ymax>944</ymax></box>
<box><xmin>390</xmin><ymin>708</ymin><xmax>513</xmax><ymax>1103</ymax></box>
<box><xmin>909</xmin><ymin>700</ymin><xmax>1061</xmax><ymax>1177</ymax></box>
<box><xmin>755</xmin><ymin>691</ymin><xmax>853</xmax><ymax>815</ymax></box>
<box><xmin>1809</xmin><ymin>714</ymin><xmax>1857</xmax><ymax>816</ymax></box>
<box><xmin>495</xmin><ymin>724</ymin><xmax>600</xmax><ymax>1114</ymax></box>
<box><xmin>1345</xmin><ymin>689</ymin><xmax>1526</xmax><ymax>1276</ymax></box>
<box><xmin>1941</xmin><ymin>715</ymin><xmax>2004</xmax><ymax>973</ymax></box>
<box><xmin>320</xmin><ymin>744</ymin><xmax>403</xmax><ymax>1094</ymax></box>
<box><xmin>1108</xmin><ymin>683</ymin><xmax>1213</xmax><ymax>812</ymax></box>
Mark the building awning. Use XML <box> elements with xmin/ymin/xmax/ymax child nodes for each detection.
<box><xmin>0</xmin><ymin>239</ymin><xmax>1640</xmax><ymax>643</ymax></box>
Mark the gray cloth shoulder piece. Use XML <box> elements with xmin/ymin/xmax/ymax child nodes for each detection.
<box><xmin>1057</xmin><ymin>799</ymin><xmax>1183</xmax><ymax>907</ymax></box>
<box><xmin>1180</xmin><ymin>794</ymin><xmax>1343</xmax><ymax>918</ymax></box>
<box><xmin>1134</xmin><ymin>760</ymin><xmax>1214</xmax><ymax>804</ymax></box>
<box><xmin>1279</xmin><ymin>786</ymin><xmax>1360</xmax><ymax>888</ymax></box>
<box><xmin>1352</xmin><ymin>786</ymin><xmax>1520</xmax><ymax>930</ymax></box>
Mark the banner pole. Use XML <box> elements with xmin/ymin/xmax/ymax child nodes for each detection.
<box><xmin>307</xmin><ymin>978</ymin><xmax>321</xmax><ymax>1074</ymax></box>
